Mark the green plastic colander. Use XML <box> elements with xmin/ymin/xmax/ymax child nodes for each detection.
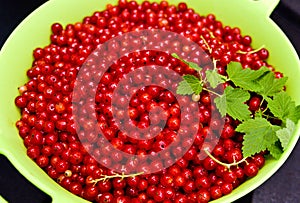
<box><xmin>0</xmin><ymin>0</ymin><xmax>299</xmax><ymax>202</ymax></box>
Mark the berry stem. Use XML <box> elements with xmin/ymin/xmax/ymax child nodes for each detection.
<box><xmin>200</xmin><ymin>35</ymin><xmax>212</xmax><ymax>54</ymax></box>
<box><xmin>204</xmin><ymin>149</ymin><xmax>247</xmax><ymax>170</ymax></box>
<box><xmin>203</xmin><ymin>88</ymin><xmax>222</xmax><ymax>97</ymax></box>
<box><xmin>208</xmin><ymin>30</ymin><xmax>217</xmax><ymax>40</ymax></box>
<box><xmin>212</xmin><ymin>58</ymin><xmax>218</xmax><ymax>70</ymax></box>
<box><xmin>237</xmin><ymin>45</ymin><xmax>265</xmax><ymax>55</ymax></box>
<box><xmin>262</xmin><ymin>113</ymin><xmax>278</xmax><ymax>120</ymax></box>
<box><xmin>91</xmin><ymin>171</ymin><xmax>144</xmax><ymax>184</ymax></box>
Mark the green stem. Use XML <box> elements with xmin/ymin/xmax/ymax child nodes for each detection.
<box><xmin>259</xmin><ymin>98</ymin><xmax>265</xmax><ymax>108</ymax></box>
<box><xmin>261</xmin><ymin>105</ymin><xmax>269</xmax><ymax>115</ymax></box>
<box><xmin>198</xmin><ymin>70</ymin><xmax>203</xmax><ymax>82</ymax></box>
<box><xmin>204</xmin><ymin>149</ymin><xmax>247</xmax><ymax>170</ymax></box>
<box><xmin>262</xmin><ymin>114</ymin><xmax>278</xmax><ymax>120</ymax></box>
<box><xmin>203</xmin><ymin>87</ymin><xmax>222</xmax><ymax>97</ymax></box>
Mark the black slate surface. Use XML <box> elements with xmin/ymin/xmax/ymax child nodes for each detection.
<box><xmin>281</xmin><ymin>0</ymin><xmax>300</xmax><ymax>21</ymax></box>
<box><xmin>0</xmin><ymin>1</ymin><xmax>299</xmax><ymax>203</ymax></box>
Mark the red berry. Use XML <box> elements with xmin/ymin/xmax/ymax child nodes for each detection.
<box><xmin>153</xmin><ymin>187</ymin><xmax>165</xmax><ymax>202</ymax></box>
<box><xmin>197</xmin><ymin>189</ymin><xmax>210</xmax><ymax>203</ymax></box>
<box><xmin>27</xmin><ymin>146</ymin><xmax>40</xmax><ymax>159</ymax></box>
<box><xmin>113</xmin><ymin>178</ymin><xmax>126</xmax><ymax>189</ymax></box>
<box><xmin>174</xmin><ymin>175</ymin><xmax>186</xmax><ymax>187</ymax></box>
<box><xmin>51</xmin><ymin>23</ymin><xmax>63</xmax><ymax>34</ymax></box>
<box><xmin>252</xmin><ymin>154</ymin><xmax>265</xmax><ymax>168</ymax></box>
<box><xmin>36</xmin><ymin>155</ymin><xmax>49</xmax><ymax>168</ymax></box>
<box><xmin>244</xmin><ymin>163</ymin><xmax>259</xmax><ymax>177</ymax></box>
<box><xmin>167</xmin><ymin>117</ymin><xmax>180</xmax><ymax>131</ymax></box>
<box><xmin>221</xmin><ymin>124</ymin><xmax>235</xmax><ymax>139</ymax></box>
<box><xmin>195</xmin><ymin>176</ymin><xmax>210</xmax><ymax>189</ymax></box>
<box><xmin>203</xmin><ymin>157</ymin><xmax>217</xmax><ymax>170</ymax></box>
<box><xmin>225</xmin><ymin>148</ymin><xmax>243</xmax><ymax>163</ymax></box>
<box><xmin>221</xmin><ymin>183</ymin><xmax>233</xmax><ymax>195</ymax></box>
<box><xmin>210</xmin><ymin>186</ymin><xmax>222</xmax><ymax>200</ymax></box>
<box><xmin>248</xmin><ymin>96</ymin><xmax>261</xmax><ymax>111</ymax></box>
<box><xmin>258</xmin><ymin>48</ymin><xmax>269</xmax><ymax>60</ymax></box>
<box><xmin>15</xmin><ymin>96</ymin><xmax>28</xmax><ymax>108</ymax></box>
<box><xmin>223</xmin><ymin>171</ymin><xmax>237</xmax><ymax>183</ymax></box>
<box><xmin>69</xmin><ymin>182</ymin><xmax>83</xmax><ymax>195</ymax></box>
<box><xmin>55</xmin><ymin>160</ymin><xmax>69</xmax><ymax>173</ymax></box>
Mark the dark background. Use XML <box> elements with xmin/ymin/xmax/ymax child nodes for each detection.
<box><xmin>0</xmin><ymin>0</ymin><xmax>299</xmax><ymax>202</ymax></box>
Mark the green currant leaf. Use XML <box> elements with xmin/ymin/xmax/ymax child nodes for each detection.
<box><xmin>291</xmin><ymin>105</ymin><xmax>300</xmax><ymax>123</ymax></box>
<box><xmin>227</xmin><ymin>62</ymin><xmax>269</xmax><ymax>91</ymax></box>
<box><xmin>187</xmin><ymin>62</ymin><xmax>202</xmax><ymax>72</ymax></box>
<box><xmin>266</xmin><ymin>92</ymin><xmax>300</xmax><ymax>124</ymax></box>
<box><xmin>183</xmin><ymin>74</ymin><xmax>203</xmax><ymax>95</ymax></box>
<box><xmin>171</xmin><ymin>53</ymin><xmax>202</xmax><ymax>72</ymax></box>
<box><xmin>214</xmin><ymin>96</ymin><xmax>226</xmax><ymax>117</ymax></box>
<box><xmin>171</xmin><ymin>53</ymin><xmax>180</xmax><ymax>59</ymax></box>
<box><xmin>236</xmin><ymin>117</ymin><xmax>280</xmax><ymax>157</ymax></box>
<box><xmin>255</xmin><ymin>110</ymin><xmax>263</xmax><ymax>118</ymax></box>
<box><xmin>276</xmin><ymin>119</ymin><xmax>295</xmax><ymax>150</ymax></box>
<box><xmin>267</xmin><ymin>143</ymin><xmax>282</xmax><ymax>159</ymax></box>
<box><xmin>214</xmin><ymin>86</ymin><xmax>251</xmax><ymax>121</ymax></box>
<box><xmin>257</xmin><ymin>72</ymin><xmax>288</xmax><ymax>98</ymax></box>
<box><xmin>176</xmin><ymin>80</ymin><xmax>194</xmax><ymax>95</ymax></box>
<box><xmin>205</xmin><ymin>70</ymin><xmax>225</xmax><ymax>88</ymax></box>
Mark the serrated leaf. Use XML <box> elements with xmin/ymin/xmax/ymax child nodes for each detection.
<box><xmin>205</xmin><ymin>70</ymin><xmax>224</xmax><ymax>88</ymax></box>
<box><xmin>276</xmin><ymin>119</ymin><xmax>295</xmax><ymax>150</ymax></box>
<box><xmin>255</xmin><ymin>110</ymin><xmax>263</xmax><ymax>118</ymax></box>
<box><xmin>214</xmin><ymin>96</ymin><xmax>226</xmax><ymax>117</ymax></box>
<box><xmin>214</xmin><ymin>86</ymin><xmax>251</xmax><ymax>121</ymax></box>
<box><xmin>257</xmin><ymin>72</ymin><xmax>287</xmax><ymax>97</ymax></box>
<box><xmin>171</xmin><ymin>53</ymin><xmax>202</xmax><ymax>72</ymax></box>
<box><xmin>236</xmin><ymin>117</ymin><xmax>280</xmax><ymax>157</ymax></box>
<box><xmin>290</xmin><ymin>105</ymin><xmax>300</xmax><ymax>123</ymax></box>
<box><xmin>187</xmin><ymin>62</ymin><xmax>202</xmax><ymax>72</ymax></box>
<box><xmin>227</xmin><ymin>62</ymin><xmax>269</xmax><ymax>91</ymax></box>
<box><xmin>214</xmin><ymin>96</ymin><xmax>227</xmax><ymax>117</ymax></box>
<box><xmin>267</xmin><ymin>143</ymin><xmax>282</xmax><ymax>159</ymax></box>
<box><xmin>183</xmin><ymin>74</ymin><xmax>202</xmax><ymax>95</ymax></box>
<box><xmin>176</xmin><ymin>80</ymin><xmax>194</xmax><ymax>95</ymax></box>
<box><xmin>266</xmin><ymin>92</ymin><xmax>300</xmax><ymax>124</ymax></box>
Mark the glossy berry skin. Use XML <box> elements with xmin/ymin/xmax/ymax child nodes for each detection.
<box><xmin>210</xmin><ymin>186</ymin><xmax>222</xmax><ymax>200</ymax></box>
<box><xmin>69</xmin><ymin>182</ymin><xmax>83</xmax><ymax>195</ymax></box>
<box><xmin>225</xmin><ymin>148</ymin><xmax>243</xmax><ymax>163</ymax></box>
<box><xmin>221</xmin><ymin>124</ymin><xmax>235</xmax><ymax>139</ymax></box>
<box><xmin>221</xmin><ymin>183</ymin><xmax>233</xmax><ymax>195</ymax></box>
<box><xmin>223</xmin><ymin>171</ymin><xmax>237</xmax><ymax>183</ymax></box>
<box><xmin>167</xmin><ymin>117</ymin><xmax>180</xmax><ymax>131</ymax></box>
<box><xmin>244</xmin><ymin>163</ymin><xmax>259</xmax><ymax>177</ymax></box>
<box><xmin>203</xmin><ymin>157</ymin><xmax>217</xmax><ymax>171</ymax></box>
<box><xmin>15</xmin><ymin>96</ymin><xmax>28</xmax><ymax>108</ymax></box>
<box><xmin>252</xmin><ymin>154</ymin><xmax>265</xmax><ymax>168</ymax></box>
<box><xmin>197</xmin><ymin>189</ymin><xmax>211</xmax><ymax>203</ymax></box>
<box><xmin>248</xmin><ymin>96</ymin><xmax>261</xmax><ymax>111</ymax></box>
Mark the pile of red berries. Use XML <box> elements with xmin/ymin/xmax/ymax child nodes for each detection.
<box><xmin>14</xmin><ymin>0</ymin><xmax>281</xmax><ymax>202</ymax></box>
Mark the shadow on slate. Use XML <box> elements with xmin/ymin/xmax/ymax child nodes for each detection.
<box><xmin>0</xmin><ymin>0</ymin><xmax>299</xmax><ymax>203</ymax></box>
<box><xmin>252</xmin><ymin>142</ymin><xmax>300</xmax><ymax>203</ymax></box>
<box><xmin>0</xmin><ymin>155</ymin><xmax>52</xmax><ymax>203</ymax></box>
<box><xmin>280</xmin><ymin>0</ymin><xmax>300</xmax><ymax>23</ymax></box>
